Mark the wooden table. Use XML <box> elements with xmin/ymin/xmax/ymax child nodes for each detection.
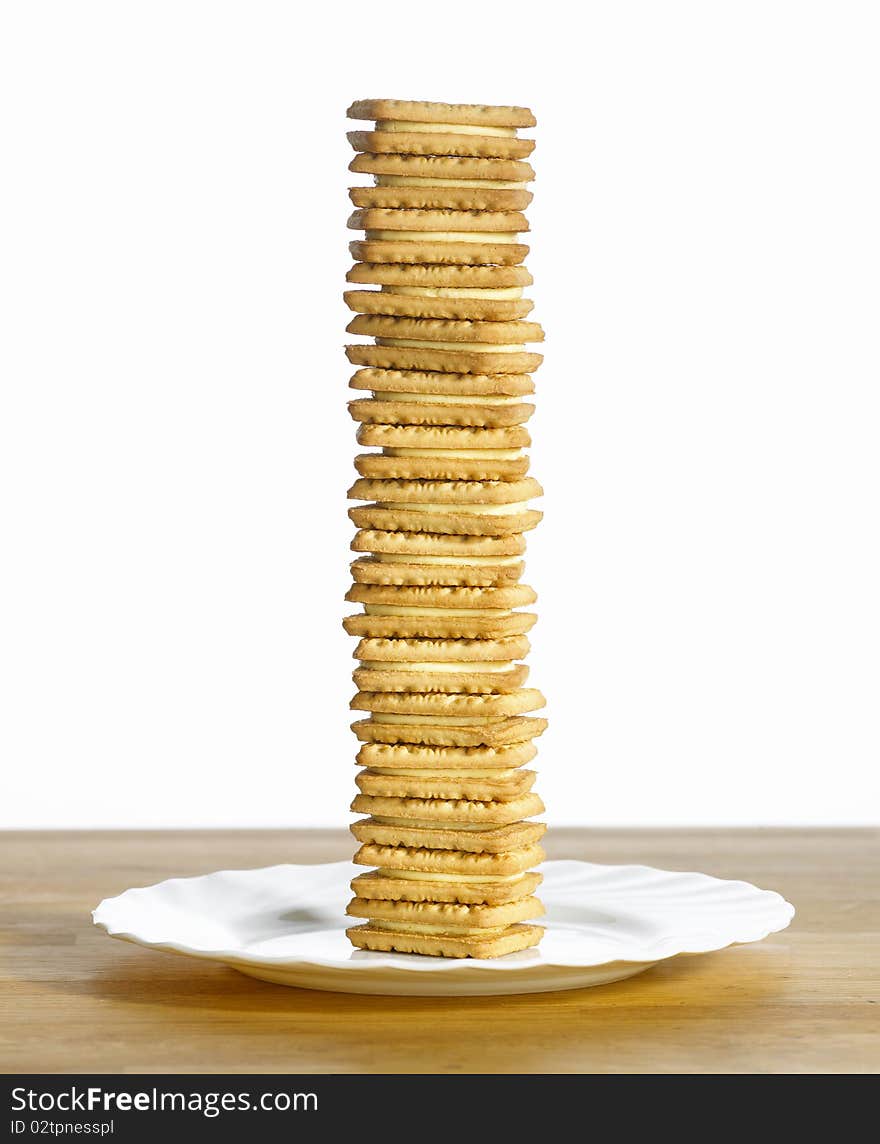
<box><xmin>1</xmin><ymin>829</ymin><xmax>877</xmax><ymax>1073</ymax></box>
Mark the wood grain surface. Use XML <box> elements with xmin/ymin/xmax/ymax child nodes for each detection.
<box><xmin>1</xmin><ymin>829</ymin><xmax>877</xmax><ymax>1073</ymax></box>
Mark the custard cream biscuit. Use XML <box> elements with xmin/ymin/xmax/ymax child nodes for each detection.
<box><xmin>353</xmin><ymin>662</ymin><xmax>529</xmax><ymax>695</ymax></box>
<box><xmin>347</xmin><ymin>316</ymin><xmax>543</xmax><ymax>345</ymax></box>
<box><xmin>345</xmin><ymin>583</ymin><xmax>537</xmax><ymax>610</ymax></box>
<box><xmin>346</xmin><ymin>895</ymin><xmax>544</xmax><ymax>929</ymax></box>
<box><xmin>348</xmin><ymin>479</ymin><xmax>542</xmax><ymax>533</ymax></box>
<box><xmin>343</xmin><ymin>614</ymin><xmax>537</xmax><ymax>640</ymax></box>
<box><xmin>346</xmin><ymin>263</ymin><xmax>532</xmax><ymax>289</ymax></box>
<box><xmin>355</xmin><ymin>767</ymin><xmax>537</xmax><ymax>802</ymax></box>
<box><xmin>350</xmin><ymin>868</ymin><xmax>543</xmax><ymax>905</ymax></box>
<box><xmin>350</xmin><ymin>816</ymin><xmax>546</xmax><ymax>852</ymax></box>
<box><xmin>351</xmin><ymin>714</ymin><xmax>547</xmax><ymax>745</ymax></box>
<box><xmin>355</xmin><ymin>740</ymin><xmax>538</xmax><ymax>770</ymax></box>
<box><xmin>353</xmin><ymin>840</ymin><xmax>545</xmax><ymax>876</ymax></box>
<box><xmin>347</xmin><ymin>395</ymin><xmax>536</xmax><ymax>428</ymax></box>
<box><xmin>348</xmin><ymin>476</ymin><xmax>542</xmax><ymax>505</ymax></box>
<box><xmin>349</xmin><ymin>153</ymin><xmax>535</xmax><ymax>183</ymax></box>
<box><xmin>347</xmin><ymin>130</ymin><xmax>535</xmax><ymax>162</ymax></box>
<box><xmin>344</xmin><ymin>290</ymin><xmax>534</xmax><ymax>323</ymax></box>
<box><xmin>356</xmin><ymin>424</ymin><xmax>531</xmax><ymax>449</ymax></box>
<box><xmin>351</xmin><ymin>528</ymin><xmax>527</xmax><ymax>557</ymax></box>
<box><xmin>353</xmin><ymin>635</ymin><xmax>530</xmax><ymax>664</ymax></box>
<box><xmin>350</xmin><ymin>555</ymin><xmax>525</xmax><ymax>586</ymax></box>
<box><xmin>348</xmin><ymin>502</ymin><xmax>542</xmax><ymax>535</ymax></box>
<box><xmin>350</xmin><ymin>369</ymin><xmax>534</xmax><ymax>398</ymax></box>
<box><xmin>350</xmin><ymin>791</ymin><xmax>544</xmax><ymax>825</ymax></box>
<box><xmin>347</xmin><ymin>208</ymin><xmax>529</xmax><ymax>234</ymax></box>
<box><xmin>346</xmin><ymin>344</ymin><xmax>542</xmax><ymax>376</ymax></box>
<box><xmin>349</xmin><ymin>185</ymin><xmax>533</xmax><ymax>212</ymax></box>
<box><xmin>346</xmin><ymin>922</ymin><xmax>543</xmax><ymax>959</ymax></box>
<box><xmin>347</xmin><ymin>100</ymin><xmax>536</xmax><ymax>129</ymax></box>
<box><xmin>348</xmin><ymin>477</ymin><xmax>542</xmax><ymax>536</ymax></box>
<box><xmin>349</xmin><ymin>687</ymin><xmax>545</xmax><ymax>718</ymax></box>
<box><xmin>349</xmin><ymin>238</ymin><xmax>529</xmax><ymax>267</ymax></box>
<box><xmin>353</xmin><ymin>455</ymin><xmax>530</xmax><ymax>484</ymax></box>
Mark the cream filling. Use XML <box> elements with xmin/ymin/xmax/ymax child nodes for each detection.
<box><xmin>377</xmin><ymin>501</ymin><xmax>532</xmax><ymax>515</ymax></box>
<box><xmin>373</xmin><ymin>553</ymin><xmax>521</xmax><ymax>567</ymax></box>
<box><xmin>371</xmin><ymin>713</ymin><xmax>507</xmax><ymax>726</ymax></box>
<box><xmin>371</xmin><ymin>768</ymin><xmax>518</xmax><ymax>779</ymax></box>
<box><xmin>382</xmin><ymin>286</ymin><xmax>524</xmax><ymax>300</ymax></box>
<box><xmin>372</xmin><ymin>816</ymin><xmax>491</xmax><ymax>831</ymax></box>
<box><xmin>385</xmin><ymin>448</ymin><xmax>524</xmax><ymax>459</ymax></box>
<box><xmin>359</xmin><ymin>660</ymin><xmax>514</xmax><ymax>673</ymax></box>
<box><xmin>366</xmin><ymin>230</ymin><xmax>519</xmax><ymax>244</ymax></box>
<box><xmin>376</xmin><ymin>339</ymin><xmax>526</xmax><ymax>353</ymax></box>
<box><xmin>376</xmin><ymin>175</ymin><xmax>525</xmax><ymax>189</ymax></box>
<box><xmin>370</xmin><ymin>920</ymin><xmax>512</xmax><ymax>937</ymax></box>
<box><xmin>373</xmin><ymin>392</ymin><xmax>522</xmax><ymax>405</ymax></box>
<box><xmin>376</xmin><ymin>868</ymin><xmax>525</xmax><ymax>884</ymax></box>
<box><xmin>363</xmin><ymin>604</ymin><xmax>507</xmax><ymax>617</ymax></box>
<box><xmin>375</xmin><ymin>120</ymin><xmax>516</xmax><ymax>139</ymax></box>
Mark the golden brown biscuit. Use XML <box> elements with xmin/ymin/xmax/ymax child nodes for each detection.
<box><xmin>346</xmin><ymin>343</ymin><xmax>542</xmax><ymax>375</ymax></box>
<box><xmin>351</xmin><ymin>713</ymin><xmax>547</xmax><ymax>746</ymax></box>
<box><xmin>356</xmin><ymin>740</ymin><xmax>538</xmax><ymax>770</ymax></box>
<box><xmin>355</xmin><ymin>767</ymin><xmax>537</xmax><ymax>801</ymax></box>
<box><xmin>350</xmin><ymin>555</ymin><xmax>525</xmax><ymax>586</ymax></box>
<box><xmin>349</xmin><ymin>185</ymin><xmax>533</xmax><ymax>212</ymax></box>
<box><xmin>346</xmin><ymin>895</ymin><xmax>544</xmax><ymax>928</ymax></box>
<box><xmin>350</xmin><ymin>868</ymin><xmax>543</xmax><ymax>905</ymax></box>
<box><xmin>344</xmin><ymin>290</ymin><xmax>534</xmax><ymax>323</ymax></box>
<box><xmin>353</xmin><ymin>840</ymin><xmax>545</xmax><ymax>875</ymax></box>
<box><xmin>350</xmin><ymin>476</ymin><xmax>541</xmax><ymax>532</ymax></box>
<box><xmin>350</xmin><ymin>688</ymin><xmax>545</xmax><ymax>718</ymax></box>
<box><xmin>354</xmin><ymin>635</ymin><xmax>530</xmax><ymax>662</ymax></box>
<box><xmin>347</xmin><ymin>100</ymin><xmax>536</xmax><ymax>129</ymax></box>
<box><xmin>353</xmin><ymin>455</ymin><xmax>530</xmax><ymax>483</ymax></box>
<box><xmin>349</xmin><ymin>476</ymin><xmax>542</xmax><ymax>505</ymax></box>
<box><xmin>348</xmin><ymin>208</ymin><xmax>529</xmax><ymax>234</ymax></box>
<box><xmin>351</xmin><ymin>791</ymin><xmax>544</xmax><ymax>825</ymax></box>
<box><xmin>349</xmin><ymin>153</ymin><xmax>535</xmax><ymax>183</ymax></box>
<box><xmin>351</xmin><ymin>528</ymin><xmax>527</xmax><ymax>557</ymax></box>
<box><xmin>348</xmin><ymin>396</ymin><xmax>536</xmax><ymax>428</ymax></box>
<box><xmin>349</xmin><ymin>503</ymin><xmax>542</xmax><ymax>535</ymax></box>
<box><xmin>356</xmin><ymin>424</ymin><xmax>531</xmax><ymax>449</ymax></box>
<box><xmin>350</xmin><ymin>817</ymin><xmax>546</xmax><ymax>852</ymax></box>
<box><xmin>347</xmin><ymin>130</ymin><xmax>535</xmax><ymax>162</ymax></box>
<box><xmin>343</xmin><ymin>613</ymin><xmax>537</xmax><ymax>640</ymax></box>
<box><xmin>347</xmin><ymin>316</ymin><xmax>543</xmax><ymax>344</ymax></box>
<box><xmin>353</xmin><ymin>663</ymin><xmax>528</xmax><ymax>695</ymax></box>
<box><xmin>350</xmin><ymin>369</ymin><xmax>535</xmax><ymax>396</ymax></box>
<box><xmin>346</xmin><ymin>263</ymin><xmax>533</xmax><ymax>289</ymax></box>
<box><xmin>345</xmin><ymin>583</ymin><xmax>536</xmax><ymax>609</ymax></box>
<box><xmin>349</xmin><ymin>239</ymin><xmax>529</xmax><ymax>266</ymax></box>
<box><xmin>346</xmin><ymin>922</ymin><xmax>543</xmax><ymax>959</ymax></box>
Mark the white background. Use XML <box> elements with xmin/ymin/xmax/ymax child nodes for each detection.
<box><xmin>2</xmin><ymin>1</ymin><xmax>878</xmax><ymax>828</ymax></box>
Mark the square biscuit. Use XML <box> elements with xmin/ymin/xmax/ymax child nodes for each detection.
<box><xmin>350</xmin><ymin>791</ymin><xmax>544</xmax><ymax>826</ymax></box>
<box><xmin>346</xmin><ymin>922</ymin><xmax>543</xmax><ymax>959</ymax></box>
<box><xmin>350</xmin><ymin>817</ymin><xmax>546</xmax><ymax>852</ymax></box>
<box><xmin>351</xmin><ymin>714</ymin><xmax>548</xmax><ymax>746</ymax></box>
<box><xmin>350</xmin><ymin>869</ymin><xmax>543</xmax><ymax>905</ymax></box>
<box><xmin>355</xmin><ymin>741</ymin><xmax>537</xmax><ymax>770</ymax></box>
<box><xmin>346</xmin><ymin>895</ymin><xmax>544</xmax><ymax>928</ymax></box>
<box><xmin>355</xmin><ymin>767</ymin><xmax>537</xmax><ymax>802</ymax></box>
<box><xmin>353</xmin><ymin>841</ymin><xmax>546</xmax><ymax>876</ymax></box>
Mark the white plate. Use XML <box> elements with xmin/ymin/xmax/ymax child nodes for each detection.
<box><xmin>92</xmin><ymin>860</ymin><xmax>794</xmax><ymax>996</ymax></box>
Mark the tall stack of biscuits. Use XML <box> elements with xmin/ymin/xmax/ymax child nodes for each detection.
<box><xmin>342</xmin><ymin>99</ymin><xmax>547</xmax><ymax>959</ymax></box>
